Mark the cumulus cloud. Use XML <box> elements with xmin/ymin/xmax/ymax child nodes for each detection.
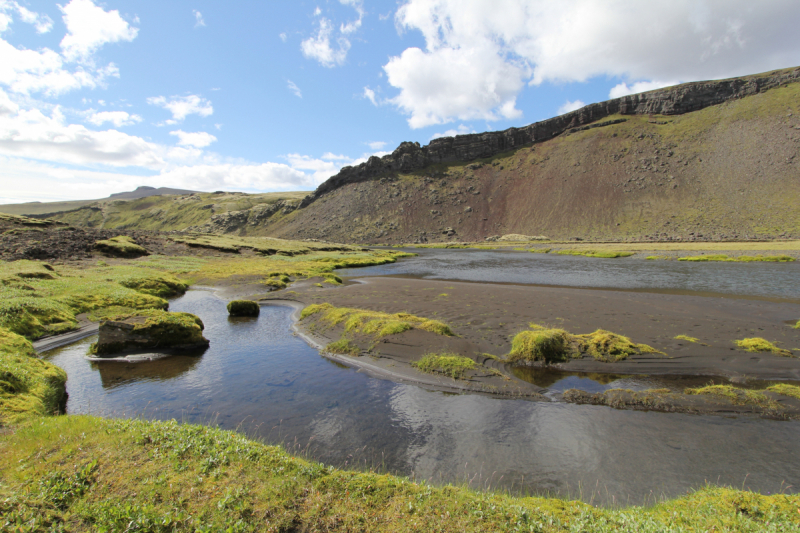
<box><xmin>557</xmin><ymin>99</ymin><xmax>585</xmax><ymax>115</ymax></box>
<box><xmin>193</xmin><ymin>10</ymin><xmax>205</xmax><ymax>28</ymax></box>
<box><xmin>339</xmin><ymin>0</ymin><xmax>364</xmax><ymax>34</ymax></box>
<box><xmin>0</xmin><ymin>1</ymin><xmax>53</xmax><ymax>34</ymax></box>
<box><xmin>87</xmin><ymin>110</ymin><xmax>142</xmax><ymax>127</ymax></box>
<box><xmin>430</xmin><ymin>124</ymin><xmax>476</xmax><ymax>140</ymax></box>
<box><xmin>169</xmin><ymin>130</ymin><xmax>217</xmax><ymax>148</ymax></box>
<box><xmin>147</xmin><ymin>94</ymin><xmax>213</xmax><ymax>124</ymax></box>
<box><xmin>386</xmin><ymin>0</ymin><xmax>800</xmax><ymax>127</ymax></box>
<box><xmin>608</xmin><ymin>80</ymin><xmax>678</xmax><ymax>98</ymax></box>
<box><xmin>59</xmin><ymin>0</ymin><xmax>138</xmax><ymax>62</ymax></box>
<box><xmin>301</xmin><ymin>17</ymin><xmax>350</xmax><ymax>68</ymax></box>
<box><xmin>363</xmin><ymin>86</ymin><xmax>377</xmax><ymax>105</ymax></box>
<box><xmin>287</xmin><ymin>80</ymin><xmax>302</xmax><ymax>98</ymax></box>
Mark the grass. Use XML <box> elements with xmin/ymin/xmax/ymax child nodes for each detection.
<box><xmin>0</xmin><ymin>328</ymin><xmax>66</xmax><ymax>425</ymax></box>
<box><xmin>89</xmin><ymin>309</ymin><xmax>207</xmax><ymax>356</ymax></box>
<box><xmin>674</xmin><ymin>334</ymin><xmax>708</xmax><ymax>345</ymax></box>
<box><xmin>413</xmin><ymin>352</ymin><xmax>477</xmax><ymax>379</ymax></box>
<box><xmin>735</xmin><ymin>337</ymin><xmax>793</xmax><ymax>357</ymax></box>
<box><xmin>678</xmin><ymin>254</ymin><xmax>795</xmax><ymax>262</ymax></box>
<box><xmin>300</xmin><ymin>303</ymin><xmax>453</xmax><ymax>338</ymax></box>
<box><xmin>94</xmin><ymin>235</ymin><xmax>149</xmax><ymax>257</ymax></box>
<box><xmin>2</xmin><ymin>415</ymin><xmax>800</xmax><ymax>532</ymax></box>
<box><xmin>555</xmin><ymin>250</ymin><xmax>634</xmax><ymax>258</ymax></box>
<box><xmin>684</xmin><ymin>384</ymin><xmax>780</xmax><ymax>409</ymax></box>
<box><xmin>325</xmin><ymin>338</ymin><xmax>360</xmax><ymax>356</ymax></box>
<box><xmin>508</xmin><ymin>325</ymin><xmax>663</xmax><ymax>364</ymax></box>
<box><xmin>767</xmin><ymin>383</ymin><xmax>800</xmax><ymax>400</ymax></box>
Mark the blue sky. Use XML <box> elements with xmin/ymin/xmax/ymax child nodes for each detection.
<box><xmin>1</xmin><ymin>0</ymin><xmax>799</xmax><ymax>203</ymax></box>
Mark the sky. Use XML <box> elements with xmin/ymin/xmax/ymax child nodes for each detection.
<box><xmin>1</xmin><ymin>0</ymin><xmax>800</xmax><ymax>204</ymax></box>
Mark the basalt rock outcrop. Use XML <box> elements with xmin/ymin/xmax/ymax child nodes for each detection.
<box><xmin>300</xmin><ymin>67</ymin><xmax>800</xmax><ymax>207</ymax></box>
<box><xmin>185</xmin><ymin>200</ymin><xmax>300</xmax><ymax>234</ymax></box>
<box><xmin>90</xmin><ymin>310</ymin><xmax>209</xmax><ymax>357</ymax></box>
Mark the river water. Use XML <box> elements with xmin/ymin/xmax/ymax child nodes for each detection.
<box><xmin>338</xmin><ymin>248</ymin><xmax>800</xmax><ymax>301</ymax></box>
<box><xmin>44</xmin><ymin>288</ymin><xmax>800</xmax><ymax>506</ymax></box>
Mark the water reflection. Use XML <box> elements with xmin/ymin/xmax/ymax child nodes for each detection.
<box><xmin>338</xmin><ymin>249</ymin><xmax>800</xmax><ymax>300</ymax></box>
<box><xmin>42</xmin><ymin>290</ymin><xmax>800</xmax><ymax>505</ymax></box>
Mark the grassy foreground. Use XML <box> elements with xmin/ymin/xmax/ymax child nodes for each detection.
<box><xmin>2</xmin><ymin>416</ymin><xmax>799</xmax><ymax>532</ymax></box>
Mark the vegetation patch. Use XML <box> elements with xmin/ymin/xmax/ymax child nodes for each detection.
<box><xmin>555</xmin><ymin>250</ymin><xmax>634</xmax><ymax>258</ymax></box>
<box><xmin>2</xmin><ymin>415</ymin><xmax>800</xmax><ymax>531</ymax></box>
<box><xmin>508</xmin><ymin>325</ymin><xmax>662</xmax><ymax>364</ymax></box>
<box><xmin>89</xmin><ymin>309</ymin><xmax>208</xmax><ymax>356</ymax></box>
<box><xmin>300</xmin><ymin>303</ymin><xmax>453</xmax><ymax>338</ymax></box>
<box><xmin>0</xmin><ymin>328</ymin><xmax>66</xmax><ymax>425</ymax></box>
<box><xmin>413</xmin><ymin>352</ymin><xmax>477</xmax><ymax>379</ymax></box>
<box><xmin>735</xmin><ymin>337</ymin><xmax>793</xmax><ymax>357</ymax></box>
<box><xmin>674</xmin><ymin>334</ymin><xmax>703</xmax><ymax>344</ymax></box>
<box><xmin>768</xmin><ymin>384</ymin><xmax>800</xmax><ymax>400</ymax></box>
<box><xmin>227</xmin><ymin>300</ymin><xmax>260</xmax><ymax>317</ymax></box>
<box><xmin>529</xmin><ymin>248</ymin><xmax>552</xmax><ymax>254</ymax></box>
<box><xmin>678</xmin><ymin>254</ymin><xmax>795</xmax><ymax>262</ymax></box>
<box><xmin>94</xmin><ymin>235</ymin><xmax>149</xmax><ymax>257</ymax></box>
<box><xmin>118</xmin><ymin>272</ymin><xmax>189</xmax><ymax>298</ymax></box>
<box><xmin>325</xmin><ymin>338</ymin><xmax>360</xmax><ymax>356</ymax></box>
<box><xmin>685</xmin><ymin>384</ymin><xmax>780</xmax><ymax>409</ymax></box>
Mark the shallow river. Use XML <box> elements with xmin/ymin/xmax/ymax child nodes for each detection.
<box><xmin>45</xmin><ymin>289</ymin><xmax>800</xmax><ymax>505</ymax></box>
<box><xmin>338</xmin><ymin>248</ymin><xmax>800</xmax><ymax>301</ymax></box>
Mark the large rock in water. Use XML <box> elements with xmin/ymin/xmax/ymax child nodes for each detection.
<box><xmin>90</xmin><ymin>309</ymin><xmax>209</xmax><ymax>356</ymax></box>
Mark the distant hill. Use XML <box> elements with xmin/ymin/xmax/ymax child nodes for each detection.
<box><xmin>0</xmin><ymin>186</ymin><xmax>201</xmax><ymax>216</ymax></box>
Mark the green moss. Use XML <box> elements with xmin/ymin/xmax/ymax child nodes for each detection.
<box><xmin>735</xmin><ymin>337</ymin><xmax>793</xmax><ymax>357</ymax></box>
<box><xmin>300</xmin><ymin>303</ymin><xmax>453</xmax><ymax>341</ymax></box>
<box><xmin>675</xmin><ymin>334</ymin><xmax>700</xmax><ymax>343</ymax></box>
<box><xmin>507</xmin><ymin>328</ymin><xmax>575</xmax><ymax>363</ymax></box>
<box><xmin>529</xmin><ymin>248</ymin><xmax>551</xmax><ymax>253</ymax></box>
<box><xmin>90</xmin><ymin>309</ymin><xmax>207</xmax><ymax>356</ymax></box>
<box><xmin>0</xmin><ymin>297</ymin><xmax>77</xmax><ymax>339</ymax></box>
<box><xmin>0</xmin><ymin>260</ymin><xmax>57</xmax><ymax>280</ymax></box>
<box><xmin>226</xmin><ymin>300</ymin><xmax>260</xmax><ymax>317</ymax></box>
<box><xmin>678</xmin><ymin>254</ymin><xmax>796</xmax><ymax>262</ymax></box>
<box><xmin>94</xmin><ymin>236</ymin><xmax>149</xmax><ymax>257</ymax></box>
<box><xmin>685</xmin><ymin>384</ymin><xmax>780</xmax><ymax>409</ymax></box>
<box><xmin>325</xmin><ymin>339</ymin><xmax>360</xmax><ymax>356</ymax></box>
<box><xmin>555</xmin><ymin>250</ymin><xmax>634</xmax><ymax>258</ymax></box>
<box><xmin>413</xmin><ymin>352</ymin><xmax>476</xmax><ymax>379</ymax></box>
<box><xmin>118</xmin><ymin>272</ymin><xmax>189</xmax><ymax>298</ymax></box>
<box><xmin>575</xmin><ymin>330</ymin><xmax>663</xmax><ymax>362</ymax></box>
<box><xmin>0</xmin><ymin>328</ymin><xmax>66</xmax><ymax>425</ymax></box>
<box><xmin>767</xmin><ymin>383</ymin><xmax>800</xmax><ymax>400</ymax></box>
<box><xmin>3</xmin><ymin>415</ymin><xmax>800</xmax><ymax>532</ymax></box>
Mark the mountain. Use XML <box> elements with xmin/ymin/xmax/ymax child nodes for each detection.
<box><xmin>14</xmin><ymin>66</ymin><xmax>800</xmax><ymax>242</ymax></box>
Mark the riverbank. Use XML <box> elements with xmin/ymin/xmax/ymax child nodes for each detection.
<box><xmin>2</xmin><ymin>415</ymin><xmax>799</xmax><ymax>532</ymax></box>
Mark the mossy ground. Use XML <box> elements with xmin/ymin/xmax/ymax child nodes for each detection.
<box><xmin>684</xmin><ymin>384</ymin><xmax>780</xmax><ymax>410</ymax></box>
<box><xmin>2</xmin><ymin>415</ymin><xmax>799</xmax><ymax>532</ymax></box>
<box><xmin>555</xmin><ymin>250</ymin><xmax>634</xmax><ymax>258</ymax></box>
<box><xmin>735</xmin><ymin>337</ymin><xmax>793</xmax><ymax>357</ymax></box>
<box><xmin>678</xmin><ymin>254</ymin><xmax>795</xmax><ymax>262</ymax></box>
<box><xmin>413</xmin><ymin>352</ymin><xmax>477</xmax><ymax>379</ymax></box>
<box><xmin>508</xmin><ymin>325</ymin><xmax>662</xmax><ymax>364</ymax></box>
<box><xmin>0</xmin><ymin>328</ymin><xmax>66</xmax><ymax>425</ymax></box>
<box><xmin>94</xmin><ymin>235</ymin><xmax>149</xmax><ymax>257</ymax></box>
<box><xmin>301</xmin><ymin>303</ymin><xmax>453</xmax><ymax>338</ymax></box>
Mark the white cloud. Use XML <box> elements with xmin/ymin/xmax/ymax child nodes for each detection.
<box><xmin>339</xmin><ymin>0</ymin><xmax>364</xmax><ymax>34</ymax></box>
<box><xmin>557</xmin><ymin>99</ymin><xmax>585</xmax><ymax>115</ymax></box>
<box><xmin>366</xmin><ymin>141</ymin><xmax>386</xmax><ymax>150</ymax></box>
<box><xmin>363</xmin><ymin>86</ymin><xmax>377</xmax><ymax>105</ymax></box>
<box><xmin>59</xmin><ymin>0</ymin><xmax>138</xmax><ymax>62</ymax></box>
<box><xmin>169</xmin><ymin>130</ymin><xmax>217</xmax><ymax>148</ymax></box>
<box><xmin>1</xmin><ymin>1</ymin><xmax>54</xmax><ymax>34</ymax></box>
<box><xmin>279</xmin><ymin>32</ymin><xmax>287</xmax><ymax>42</ymax></box>
<box><xmin>321</xmin><ymin>152</ymin><xmax>350</xmax><ymax>161</ymax></box>
<box><xmin>608</xmin><ymin>80</ymin><xmax>678</xmax><ymax>98</ymax></box>
<box><xmin>313</xmin><ymin>7</ymin><xmax>322</xmax><ymax>16</ymax></box>
<box><xmin>301</xmin><ymin>17</ymin><xmax>350</xmax><ymax>68</ymax></box>
<box><xmin>386</xmin><ymin>0</ymin><xmax>800</xmax><ymax>127</ymax></box>
<box><xmin>285</xmin><ymin>153</ymin><xmax>350</xmax><ymax>184</ymax></box>
<box><xmin>430</xmin><ymin>124</ymin><xmax>476</xmax><ymax>140</ymax></box>
<box><xmin>87</xmin><ymin>110</ymin><xmax>142</xmax><ymax>127</ymax></box>
<box><xmin>147</xmin><ymin>94</ymin><xmax>213</xmax><ymax>124</ymax></box>
<box><xmin>287</xmin><ymin>80</ymin><xmax>302</xmax><ymax>98</ymax></box>
<box><xmin>193</xmin><ymin>9</ymin><xmax>205</xmax><ymax>28</ymax></box>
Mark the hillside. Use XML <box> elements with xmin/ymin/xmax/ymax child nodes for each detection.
<box><xmin>21</xmin><ymin>66</ymin><xmax>800</xmax><ymax>243</ymax></box>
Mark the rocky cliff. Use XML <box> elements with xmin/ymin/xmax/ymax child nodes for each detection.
<box><xmin>301</xmin><ymin>67</ymin><xmax>800</xmax><ymax>207</ymax></box>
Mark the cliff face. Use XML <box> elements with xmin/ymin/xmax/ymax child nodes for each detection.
<box><xmin>302</xmin><ymin>67</ymin><xmax>800</xmax><ymax>207</ymax></box>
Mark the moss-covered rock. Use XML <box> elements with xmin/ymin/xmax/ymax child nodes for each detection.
<box><xmin>90</xmin><ymin>309</ymin><xmax>209</xmax><ymax>356</ymax></box>
<box><xmin>94</xmin><ymin>236</ymin><xmax>149</xmax><ymax>258</ymax></box>
<box><xmin>0</xmin><ymin>327</ymin><xmax>67</xmax><ymax>425</ymax></box>
<box><xmin>226</xmin><ymin>300</ymin><xmax>260</xmax><ymax>317</ymax></box>
<box><xmin>118</xmin><ymin>272</ymin><xmax>189</xmax><ymax>298</ymax></box>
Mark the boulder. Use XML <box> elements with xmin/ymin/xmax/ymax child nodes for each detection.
<box><xmin>227</xmin><ymin>300</ymin><xmax>260</xmax><ymax>317</ymax></box>
<box><xmin>90</xmin><ymin>309</ymin><xmax>209</xmax><ymax>356</ymax></box>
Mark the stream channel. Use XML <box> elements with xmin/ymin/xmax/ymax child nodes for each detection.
<box><xmin>43</xmin><ymin>251</ymin><xmax>800</xmax><ymax>506</ymax></box>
